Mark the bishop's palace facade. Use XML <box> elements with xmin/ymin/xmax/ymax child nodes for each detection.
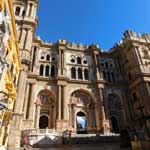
<box><xmin>8</xmin><ymin>0</ymin><xmax>150</xmax><ymax>147</ymax></box>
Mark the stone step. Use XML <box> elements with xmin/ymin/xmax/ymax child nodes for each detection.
<box><xmin>33</xmin><ymin>135</ymin><xmax>120</xmax><ymax>148</ymax></box>
<box><xmin>32</xmin><ymin>143</ymin><xmax>131</xmax><ymax>150</ymax></box>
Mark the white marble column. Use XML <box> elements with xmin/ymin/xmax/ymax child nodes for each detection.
<box><xmin>20</xmin><ymin>7</ymin><xmax>24</xmax><ymax>16</ymax></box>
<box><xmin>33</xmin><ymin>6</ymin><xmax>37</xmax><ymax>19</ymax></box>
<box><xmin>31</xmin><ymin>5</ymin><xmax>35</xmax><ymax>17</ymax></box>
<box><xmin>82</xmin><ymin>68</ymin><xmax>85</xmax><ymax>80</ymax></box>
<box><xmin>25</xmin><ymin>3</ymin><xmax>30</xmax><ymax>16</ymax></box>
<box><xmin>76</xmin><ymin>68</ymin><xmax>78</xmax><ymax>79</ymax></box>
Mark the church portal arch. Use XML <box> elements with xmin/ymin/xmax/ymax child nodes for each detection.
<box><xmin>35</xmin><ymin>89</ymin><xmax>56</xmax><ymax>129</ymax></box>
<box><xmin>69</xmin><ymin>89</ymin><xmax>97</xmax><ymax>133</ymax></box>
<box><xmin>107</xmin><ymin>93</ymin><xmax>123</xmax><ymax>133</ymax></box>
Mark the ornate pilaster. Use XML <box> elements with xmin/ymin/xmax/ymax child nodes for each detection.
<box><xmin>57</xmin><ymin>85</ymin><xmax>61</xmax><ymax>120</ymax></box>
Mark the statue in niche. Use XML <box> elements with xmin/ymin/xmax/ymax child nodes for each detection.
<box><xmin>143</xmin><ymin>49</ymin><xmax>150</xmax><ymax>59</ymax></box>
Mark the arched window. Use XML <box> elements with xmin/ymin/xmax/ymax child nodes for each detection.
<box><xmin>39</xmin><ymin>65</ymin><xmax>44</xmax><ymax>76</ymax></box>
<box><xmin>77</xmin><ymin>57</ymin><xmax>81</xmax><ymax>64</ymax></box>
<box><xmin>52</xmin><ymin>57</ymin><xmax>55</xmax><ymax>61</ymax></box>
<box><xmin>71</xmin><ymin>58</ymin><xmax>75</xmax><ymax>63</ymax></box>
<box><xmin>71</xmin><ymin>67</ymin><xmax>76</xmax><ymax>79</ymax></box>
<box><xmin>83</xmin><ymin>60</ymin><xmax>87</xmax><ymax>64</ymax></box>
<box><xmin>22</xmin><ymin>10</ymin><xmax>25</xmax><ymax>16</ymax></box>
<box><xmin>103</xmin><ymin>71</ymin><xmax>106</xmax><ymax>80</ymax></box>
<box><xmin>46</xmin><ymin>55</ymin><xmax>50</xmax><ymax>61</ymax></box>
<box><xmin>111</xmin><ymin>72</ymin><xmax>115</xmax><ymax>82</ymax></box>
<box><xmin>105</xmin><ymin>62</ymin><xmax>108</xmax><ymax>68</ymax></box>
<box><xmin>15</xmin><ymin>7</ymin><xmax>20</xmax><ymax>16</ymax></box>
<box><xmin>84</xmin><ymin>69</ymin><xmax>89</xmax><ymax>80</ymax></box>
<box><xmin>107</xmin><ymin>71</ymin><xmax>111</xmax><ymax>82</ymax></box>
<box><xmin>41</xmin><ymin>55</ymin><xmax>44</xmax><ymax>60</ymax></box>
<box><xmin>78</xmin><ymin>68</ymin><xmax>83</xmax><ymax>79</ymax></box>
<box><xmin>51</xmin><ymin>66</ymin><xmax>55</xmax><ymax>77</ymax></box>
<box><xmin>45</xmin><ymin>65</ymin><xmax>49</xmax><ymax>76</ymax></box>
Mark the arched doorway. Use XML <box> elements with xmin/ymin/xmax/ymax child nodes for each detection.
<box><xmin>35</xmin><ymin>89</ymin><xmax>56</xmax><ymax>129</ymax></box>
<box><xmin>76</xmin><ymin>112</ymin><xmax>87</xmax><ymax>134</ymax></box>
<box><xmin>110</xmin><ymin>116</ymin><xmax>119</xmax><ymax>133</ymax></box>
<box><xmin>70</xmin><ymin>89</ymin><xmax>96</xmax><ymax>134</ymax></box>
<box><xmin>107</xmin><ymin>93</ymin><xmax>123</xmax><ymax>133</ymax></box>
<box><xmin>39</xmin><ymin>115</ymin><xmax>48</xmax><ymax>129</ymax></box>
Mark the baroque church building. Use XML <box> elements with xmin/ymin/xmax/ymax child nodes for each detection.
<box><xmin>9</xmin><ymin>0</ymin><xmax>150</xmax><ymax>147</ymax></box>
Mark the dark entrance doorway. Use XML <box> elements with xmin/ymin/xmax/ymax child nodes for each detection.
<box><xmin>76</xmin><ymin>112</ymin><xmax>87</xmax><ymax>134</ymax></box>
<box><xmin>110</xmin><ymin>116</ymin><xmax>119</xmax><ymax>133</ymax></box>
<box><xmin>39</xmin><ymin>115</ymin><xmax>48</xmax><ymax>129</ymax></box>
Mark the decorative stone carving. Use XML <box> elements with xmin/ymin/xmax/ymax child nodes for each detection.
<box><xmin>5</xmin><ymin>81</ymin><xmax>13</xmax><ymax>92</ymax></box>
<box><xmin>143</xmin><ymin>50</ymin><xmax>150</xmax><ymax>59</ymax></box>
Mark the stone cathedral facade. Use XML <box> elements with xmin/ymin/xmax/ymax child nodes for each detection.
<box><xmin>9</xmin><ymin>0</ymin><xmax>150</xmax><ymax>148</ymax></box>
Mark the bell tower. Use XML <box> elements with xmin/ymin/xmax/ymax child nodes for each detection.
<box><xmin>13</xmin><ymin>0</ymin><xmax>38</xmax><ymax>64</ymax></box>
<box><xmin>8</xmin><ymin>0</ymin><xmax>38</xmax><ymax>149</ymax></box>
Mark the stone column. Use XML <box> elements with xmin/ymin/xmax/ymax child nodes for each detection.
<box><xmin>51</xmin><ymin>106</ymin><xmax>54</xmax><ymax>128</ymax></box>
<box><xmin>23</xmin><ymin>82</ymin><xmax>29</xmax><ymax>119</ymax></box>
<box><xmin>76</xmin><ymin>68</ymin><xmax>78</xmax><ymax>79</ymax></box>
<box><xmin>20</xmin><ymin>29</ymin><xmax>26</xmax><ymax>50</ymax></box>
<box><xmin>33</xmin><ymin>6</ymin><xmax>37</xmax><ymax>19</ymax></box>
<box><xmin>29</xmin><ymin>83</ymin><xmax>36</xmax><ymax>121</ymax></box>
<box><xmin>58</xmin><ymin>51</ymin><xmax>61</xmax><ymax>76</ymax></box>
<box><xmin>53</xmin><ymin>107</ymin><xmax>56</xmax><ymax>128</ymax></box>
<box><xmin>25</xmin><ymin>29</ymin><xmax>33</xmax><ymax>51</ymax></box>
<box><xmin>25</xmin><ymin>3</ymin><xmax>30</xmax><ymax>16</ymax></box>
<box><xmin>20</xmin><ymin>7</ymin><xmax>24</xmax><ymax>16</ymax></box>
<box><xmin>87</xmin><ymin>110</ymin><xmax>91</xmax><ymax>131</ymax></box>
<box><xmin>63</xmin><ymin>50</ymin><xmax>67</xmax><ymax>76</ymax></box>
<box><xmin>49</xmin><ymin>107</ymin><xmax>51</xmax><ymax>128</ymax></box>
<box><xmin>31</xmin><ymin>5</ymin><xmax>35</xmax><ymax>18</ymax></box>
<box><xmin>95</xmin><ymin>105</ymin><xmax>100</xmax><ymax>131</ymax></box>
<box><xmin>99</xmin><ymin>88</ymin><xmax>106</xmax><ymax>120</ymax></box>
<box><xmin>82</xmin><ymin>68</ymin><xmax>85</xmax><ymax>80</ymax></box>
<box><xmin>94</xmin><ymin>53</ymin><xmax>100</xmax><ymax>80</ymax></box>
<box><xmin>36</xmin><ymin>105</ymin><xmax>40</xmax><ymax>128</ymax></box>
<box><xmin>57</xmin><ymin>85</ymin><xmax>61</xmax><ymax>120</ymax></box>
<box><xmin>62</xmin><ymin>85</ymin><xmax>67</xmax><ymax>120</ymax></box>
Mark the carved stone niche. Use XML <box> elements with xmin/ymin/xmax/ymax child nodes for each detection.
<box><xmin>141</xmin><ymin>46</ymin><xmax>150</xmax><ymax>59</ymax></box>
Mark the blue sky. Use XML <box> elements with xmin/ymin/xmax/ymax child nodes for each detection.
<box><xmin>36</xmin><ymin>0</ymin><xmax>150</xmax><ymax>50</ymax></box>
